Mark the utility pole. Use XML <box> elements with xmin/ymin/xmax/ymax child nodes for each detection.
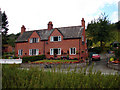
<box><xmin>0</xmin><ymin>8</ymin><xmax>2</xmax><ymax>59</ymax></box>
<box><xmin>0</xmin><ymin>8</ymin><xmax>2</xmax><ymax>90</ymax></box>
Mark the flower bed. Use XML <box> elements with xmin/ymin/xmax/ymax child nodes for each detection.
<box><xmin>31</xmin><ymin>60</ymin><xmax>85</xmax><ymax>64</ymax></box>
<box><xmin>109</xmin><ymin>57</ymin><xmax>120</xmax><ymax>64</ymax></box>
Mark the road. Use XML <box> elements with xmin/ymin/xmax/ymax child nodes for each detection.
<box><xmin>21</xmin><ymin>53</ymin><xmax>119</xmax><ymax>75</ymax></box>
<box><xmin>86</xmin><ymin>54</ymin><xmax>119</xmax><ymax>75</ymax></box>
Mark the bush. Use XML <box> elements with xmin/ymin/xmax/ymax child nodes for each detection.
<box><xmin>22</xmin><ymin>55</ymin><xmax>45</xmax><ymax>63</ymax></box>
<box><xmin>73</xmin><ymin>58</ymin><xmax>78</xmax><ymax>60</ymax></box>
<box><xmin>13</xmin><ymin>56</ymin><xmax>19</xmax><ymax>59</ymax></box>
<box><xmin>88</xmin><ymin>47</ymin><xmax>101</xmax><ymax>54</ymax></box>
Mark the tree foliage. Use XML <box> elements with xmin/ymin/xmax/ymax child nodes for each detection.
<box><xmin>7</xmin><ymin>33</ymin><xmax>20</xmax><ymax>47</ymax></box>
<box><xmin>2</xmin><ymin>11</ymin><xmax>9</xmax><ymax>44</ymax></box>
<box><xmin>86</xmin><ymin>13</ymin><xmax>113</xmax><ymax>49</ymax></box>
<box><xmin>115</xmin><ymin>21</ymin><xmax>120</xmax><ymax>30</ymax></box>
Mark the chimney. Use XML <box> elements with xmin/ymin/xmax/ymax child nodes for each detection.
<box><xmin>48</xmin><ymin>21</ymin><xmax>53</xmax><ymax>30</ymax></box>
<box><xmin>81</xmin><ymin>18</ymin><xmax>85</xmax><ymax>29</ymax></box>
<box><xmin>21</xmin><ymin>25</ymin><xmax>26</xmax><ymax>34</ymax></box>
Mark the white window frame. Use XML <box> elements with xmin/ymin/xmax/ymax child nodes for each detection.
<box><xmin>50</xmin><ymin>48</ymin><xmax>53</xmax><ymax>55</ymax></box>
<box><xmin>50</xmin><ymin>36</ymin><xmax>53</xmax><ymax>42</ymax></box>
<box><xmin>50</xmin><ymin>36</ymin><xmax>61</xmax><ymax>42</ymax></box>
<box><xmin>18</xmin><ymin>49</ymin><xmax>23</xmax><ymax>56</ymax></box>
<box><xmin>29</xmin><ymin>49</ymin><xmax>39</xmax><ymax>56</ymax></box>
<box><xmin>82</xmin><ymin>35</ymin><xmax>84</xmax><ymax>41</ymax></box>
<box><xmin>29</xmin><ymin>38</ymin><xmax>39</xmax><ymax>43</ymax></box>
<box><xmin>50</xmin><ymin>48</ymin><xmax>61</xmax><ymax>55</ymax></box>
<box><xmin>30</xmin><ymin>38</ymin><xmax>32</xmax><ymax>43</ymax></box>
<box><xmin>86</xmin><ymin>38</ymin><xmax>87</xmax><ymax>43</ymax></box>
<box><xmin>58</xmin><ymin>36</ymin><xmax>61</xmax><ymax>41</ymax></box>
<box><xmin>69</xmin><ymin>47</ymin><xmax>76</xmax><ymax>55</ymax></box>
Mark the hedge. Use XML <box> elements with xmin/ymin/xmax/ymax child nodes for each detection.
<box><xmin>22</xmin><ymin>55</ymin><xmax>45</xmax><ymax>63</ymax></box>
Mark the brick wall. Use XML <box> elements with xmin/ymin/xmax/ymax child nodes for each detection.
<box><xmin>15</xmin><ymin>29</ymin><xmax>88</xmax><ymax>60</ymax></box>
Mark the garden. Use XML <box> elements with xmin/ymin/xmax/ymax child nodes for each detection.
<box><xmin>108</xmin><ymin>45</ymin><xmax>120</xmax><ymax>64</ymax></box>
<box><xmin>31</xmin><ymin>60</ymin><xmax>81</xmax><ymax>64</ymax></box>
<box><xmin>2</xmin><ymin>64</ymin><xmax>120</xmax><ymax>88</ymax></box>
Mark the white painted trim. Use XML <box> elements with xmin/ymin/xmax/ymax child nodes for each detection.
<box><xmin>50</xmin><ymin>36</ymin><xmax>61</xmax><ymax>42</ymax></box>
<box><xmin>69</xmin><ymin>47</ymin><xmax>76</xmax><ymax>55</ymax></box>
<box><xmin>50</xmin><ymin>48</ymin><xmax>61</xmax><ymax>55</ymax></box>
<box><xmin>50</xmin><ymin>48</ymin><xmax>53</xmax><ymax>55</ymax></box>
<box><xmin>36</xmin><ymin>49</ymin><xmax>39</xmax><ymax>55</ymax></box>
<box><xmin>18</xmin><ymin>49</ymin><xmax>22</xmax><ymax>56</ymax></box>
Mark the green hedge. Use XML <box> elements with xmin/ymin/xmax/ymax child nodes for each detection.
<box><xmin>22</xmin><ymin>55</ymin><xmax>45</xmax><ymax>63</ymax></box>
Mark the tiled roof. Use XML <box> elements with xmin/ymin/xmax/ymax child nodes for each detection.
<box><xmin>15</xmin><ymin>26</ymin><xmax>83</xmax><ymax>42</ymax></box>
<box><xmin>16</xmin><ymin>31</ymin><xmax>33</xmax><ymax>42</ymax></box>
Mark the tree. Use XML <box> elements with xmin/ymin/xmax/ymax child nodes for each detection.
<box><xmin>2</xmin><ymin>11</ymin><xmax>9</xmax><ymax>44</ymax></box>
<box><xmin>115</xmin><ymin>21</ymin><xmax>120</xmax><ymax>31</ymax></box>
<box><xmin>7</xmin><ymin>33</ymin><xmax>20</xmax><ymax>47</ymax></box>
<box><xmin>86</xmin><ymin>13</ymin><xmax>113</xmax><ymax>50</ymax></box>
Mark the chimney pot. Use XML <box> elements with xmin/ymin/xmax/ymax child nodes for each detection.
<box><xmin>81</xmin><ymin>18</ymin><xmax>85</xmax><ymax>29</ymax></box>
<box><xmin>48</xmin><ymin>21</ymin><xmax>53</xmax><ymax>30</ymax></box>
<box><xmin>21</xmin><ymin>25</ymin><xmax>26</xmax><ymax>34</ymax></box>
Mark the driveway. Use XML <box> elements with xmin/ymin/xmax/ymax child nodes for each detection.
<box><xmin>86</xmin><ymin>54</ymin><xmax>119</xmax><ymax>75</ymax></box>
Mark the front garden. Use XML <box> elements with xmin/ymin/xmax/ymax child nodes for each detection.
<box><xmin>31</xmin><ymin>60</ymin><xmax>81</xmax><ymax>64</ymax></box>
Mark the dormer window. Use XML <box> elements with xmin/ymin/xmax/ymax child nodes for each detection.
<box><xmin>50</xmin><ymin>36</ymin><xmax>61</xmax><ymax>42</ymax></box>
<box><xmin>30</xmin><ymin>38</ymin><xmax>39</xmax><ymax>43</ymax></box>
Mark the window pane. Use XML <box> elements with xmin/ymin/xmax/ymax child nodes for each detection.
<box><xmin>30</xmin><ymin>39</ymin><xmax>32</xmax><ymax>43</ymax></box>
<box><xmin>58</xmin><ymin>36</ymin><xmax>61</xmax><ymax>41</ymax></box>
<box><xmin>54</xmin><ymin>37</ymin><xmax>58</xmax><ymax>41</ymax></box>
<box><xmin>82</xmin><ymin>35</ymin><xmax>84</xmax><ymax>41</ymax></box>
<box><xmin>54</xmin><ymin>49</ymin><xmax>58</xmax><ymax>54</ymax></box>
<box><xmin>50</xmin><ymin>49</ymin><xmax>53</xmax><ymax>55</ymax></box>
<box><xmin>36</xmin><ymin>49</ymin><xmax>39</xmax><ymax>55</ymax></box>
<box><xmin>36</xmin><ymin>38</ymin><xmax>39</xmax><ymax>43</ymax></box>
<box><xmin>50</xmin><ymin>36</ymin><xmax>53</xmax><ymax>41</ymax></box>
<box><xmin>70</xmin><ymin>48</ymin><xmax>76</xmax><ymax>55</ymax></box>
<box><xmin>74</xmin><ymin>48</ymin><xmax>75</xmax><ymax>54</ymax></box>
<box><xmin>58</xmin><ymin>48</ymin><xmax>61</xmax><ymax>55</ymax></box>
<box><xmin>18</xmin><ymin>49</ymin><xmax>22</xmax><ymax>56</ymax></box>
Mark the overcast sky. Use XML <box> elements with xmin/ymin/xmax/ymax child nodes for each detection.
<box><xmin>0</xmin><ymin>0</ymin><xmax>119</xmax><ymax>34</ymax></box>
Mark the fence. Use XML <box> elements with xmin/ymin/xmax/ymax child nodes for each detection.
<box><xmin>0</xmin><ymin>59</ymin><xmax>22</xmax><ymax>64</ymax></box>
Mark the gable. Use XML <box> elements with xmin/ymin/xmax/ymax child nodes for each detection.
<box><xmin>29</xmin><ymin>31</ymin><xmax>40</xmax><ymax>38</ymax></box>
<box><xmin>49</xmin><ymin>28</ymin><xmax>63</xmax><ymax>37</ymax></box>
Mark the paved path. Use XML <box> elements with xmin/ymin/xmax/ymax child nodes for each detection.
<box><xmin>86</xmin><ymin>54</ymin><xmax>119</xmax><ymax>75</ymax></box>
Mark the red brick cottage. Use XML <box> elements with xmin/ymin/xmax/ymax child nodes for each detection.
<box><xmin>15</xmin><ymin>18</ymin><xmax>88</xmax><ymax>60</ymax></box>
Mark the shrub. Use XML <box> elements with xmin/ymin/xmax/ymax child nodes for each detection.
<box><xmin>73</xmin><ymin>58</ymin><xmax>78</xmax><ymax>60</ymax></box>
<box><xmin>88</xmin><ymin>47</ymin><xmax>101</xmax><ymax>54</ymax></box>
<box><xmin>13</xmin><ymin>56</ymin><xmax>19</xmax><ymax>59</ymax></box>
<box><xmin>22</xmin><ymin>55</ymin><xmax>45</xmax><ymax>63</ymax></box>
<box><xmin>50</xmin><ymin>57</ymin><xmax>54</xmax><ymax>60</ymax></box>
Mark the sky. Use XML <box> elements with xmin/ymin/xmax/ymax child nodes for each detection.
<box><xmin>0</xmin><ymin>0</ymin><xmax>119</xmax><ymax>34</ymax></box>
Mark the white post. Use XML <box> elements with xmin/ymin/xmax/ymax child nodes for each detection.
<box><xmin>118</xmin><ymin>1</ymin><xmax>120</xmax><ymax>21</ymax></box>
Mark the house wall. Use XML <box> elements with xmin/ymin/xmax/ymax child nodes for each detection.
<box><xmin>45</xmin><ymin>29</ymin><xmax>80</xmax><ymax>59</ymax></box>
<box><xmin>15</xmin><ymin>29</ymin><xmax>88</xmax><ymax>60</ymax></box>
<box><xmin>15</xmin><ymin>31</ymin><xmax>44</xmax><ymax>57</ymax></box>
<box><xmin>3</xmin><ymin>45</ymin><xmax>13</xmax><ymax>53</ymax></box>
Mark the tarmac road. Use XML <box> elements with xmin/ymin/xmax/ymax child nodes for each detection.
<box><xmin>86</xmin><ymin>54</ymin><xmax>119</xmax><ymax>75</ymax></box>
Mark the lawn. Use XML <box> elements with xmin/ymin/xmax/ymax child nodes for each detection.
<box><xmin>31</xmin><ymin>60</ymin><xmax>80</xmax><ymax>64</ymax></box>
